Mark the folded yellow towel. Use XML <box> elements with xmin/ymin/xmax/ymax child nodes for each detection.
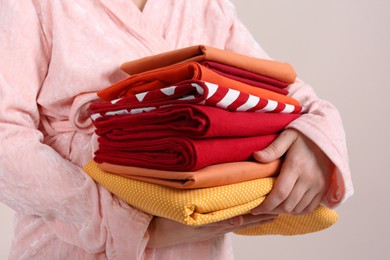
<box><xmin>83</xmin><ymin>160</ymin><xmax>338</xmax><ymax>236</ymax></box>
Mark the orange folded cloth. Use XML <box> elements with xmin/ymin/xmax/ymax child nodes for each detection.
<box><xmin>98</xmin><ymin>160</ymin><xmax>281</xmax><ymax>189</ymax></box>
<box><xmin>120</xmin><ymin>45</ymin><xmax>297</xmax><ymax>84</ymax></box>
<box><xmin>98</xmin><ymin>62</ymin><xmax>300</xmax><ymax>106</ymax></box>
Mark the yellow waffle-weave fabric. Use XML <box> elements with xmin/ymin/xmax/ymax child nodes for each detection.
<box><xmin>83</xmin><ymin>160</ymin><xmax>338</xmax><ymax>235</ymax></box>
<box><xmin>235</xmin><ymin>205</ymin><xmax>338</xmax><ymax>236</ymax></box>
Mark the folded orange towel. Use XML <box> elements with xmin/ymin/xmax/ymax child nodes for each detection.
<box><xmin>98</xmin><ymin>160</ymin><xmax>281</xmax><ymax>189</ymax></box>
<box><xmin>120</xmin><ymin>45</ymin><xmax>297</xmax><ymax>84</ymax></box>
<box><xmin>97</xmin><ymin>62</ymin><xmax>300</xmax><ymax>106</ymax></box>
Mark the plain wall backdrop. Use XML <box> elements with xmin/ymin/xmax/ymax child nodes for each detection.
<box><xmin>1</xmin><ymin>0</ymin><xmax>390</xmax><ymax>259</ymax></box>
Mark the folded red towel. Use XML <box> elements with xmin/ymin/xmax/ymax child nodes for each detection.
<box><xmin>93</xmin><ymin>104</ymin><xmax>301</xmax><ymax>140</ymax></box>
<box><xmin>94</xmin><ymin>134</ymin><xmax>277</xmax><ymax>171</ymax></box>
<box><xmin>199</xmin><ymin>60</ymin><xmax>289</xmax><ymax>94</ymax></box>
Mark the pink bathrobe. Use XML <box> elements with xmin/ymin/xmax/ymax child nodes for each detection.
<box><xmin>0</xmin><ymin>0</ymin><xmax>353</xmax><ymax>259</ymax></box>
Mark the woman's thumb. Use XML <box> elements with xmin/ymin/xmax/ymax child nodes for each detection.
<box><xmin>253</xmin><ymin>130</ymin><xmax>298</xmax><ymax>163</ymax></box>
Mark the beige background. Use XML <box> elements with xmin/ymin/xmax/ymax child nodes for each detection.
<box><xmin>1</xmin><ymin>0</ymin><xmax>389</xmax><ymax>259</ymax></box>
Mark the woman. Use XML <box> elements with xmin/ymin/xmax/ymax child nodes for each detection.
<box><xmin>0</xmin><ymin>0</ymin><xmax>353</xmax><ymax>259</ymax></box>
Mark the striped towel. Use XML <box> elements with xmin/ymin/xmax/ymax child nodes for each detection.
<box><xmin>90</xmin><ymin>80</ymin><xmax>303</xmax><ymax>120</ymax></box>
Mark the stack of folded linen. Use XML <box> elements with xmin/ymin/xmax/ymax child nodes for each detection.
<box><xmin>83</xmin><ymin>45</ymin><xmax>338</xmax><ymax>236</ymax></box>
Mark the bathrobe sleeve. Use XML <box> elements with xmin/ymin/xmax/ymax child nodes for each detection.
<box><xmin>0</xmin><ymin>2</ymin><xmax>151</xmax><ymax>258</ymax></box>
<box><xmin>218</xmin><ymin>0</ymin><xmax>353</xmax><ymax>208</ymax></box>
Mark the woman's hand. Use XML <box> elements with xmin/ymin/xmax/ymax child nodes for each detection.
<box><xmin>147</xmin><ymin>213</ymin><xmax>277</xmax><ymax>248</ymax></box>
<box><xmin>251</xmin><ymin>129</ymin><xmax>334</xmax><ymax>216</ymax></box>
<box><xmin>147</xmin><ymin>129</ymin><xmax>333</xmax><ymax>248</ymax></box>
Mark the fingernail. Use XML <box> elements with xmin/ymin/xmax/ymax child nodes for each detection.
<box><xmin>253</xmin><ymin>151</ymin><xmax>262</xmax><ymax>156</ymax></box>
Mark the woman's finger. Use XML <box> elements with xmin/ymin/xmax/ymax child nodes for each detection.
<box><xmin>253</xmin><ymin>129</ymin><xmax>298</xmax><ymax>163</ymax></box>
<box><xmin>297</xmin><ymin>193</ymin><xmax>324</xmax><ymax>215</ymax></box>
<box><xmin>251</xmin><ymin>164</ymin><xmax>297</xmax><ymax>215</ymax></box>
<box><xmin>270</xmin><ymin>179</ymin><xmax>310</xmax><ymax>214</ymax></box>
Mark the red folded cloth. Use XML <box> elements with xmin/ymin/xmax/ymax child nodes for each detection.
<box><xmin>94</xmin><ymin>134</ymin><xmax>278</xmax><ymax>171</ymax></box>
<box><xmin>90</xmin><ymin>80</ymin><xmax>303</xmax><ymax>117</ymax></box>
<box><xmin>93</xmin><ymin>104</ymin><xmax>301</xmax><ymax>140</ymax></box>
<box><xmin>199</xmin><ymin>61</ymin><xmax>289</xmax><ymax>95</ymax></box>
<box><xmin>97</xmin><ymin>62</ymin><xmax>299</xmax><ymax>106</ymax></box>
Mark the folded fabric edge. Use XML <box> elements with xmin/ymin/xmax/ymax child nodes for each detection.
<box><xmin>83</xmin><ymin>160</ymin><xmax>338</xmax><ymax>236</ymax></box>
<box><xmin>234</xmin><ymin>205</ymin><xmax>339</xmax><ymax>236</ymax></box>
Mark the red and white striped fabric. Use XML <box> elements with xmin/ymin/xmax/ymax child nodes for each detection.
<box><xmin>90</xmin><ymin>80</ymin><xmax>303</xmax><ymax>120</ymax></box>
